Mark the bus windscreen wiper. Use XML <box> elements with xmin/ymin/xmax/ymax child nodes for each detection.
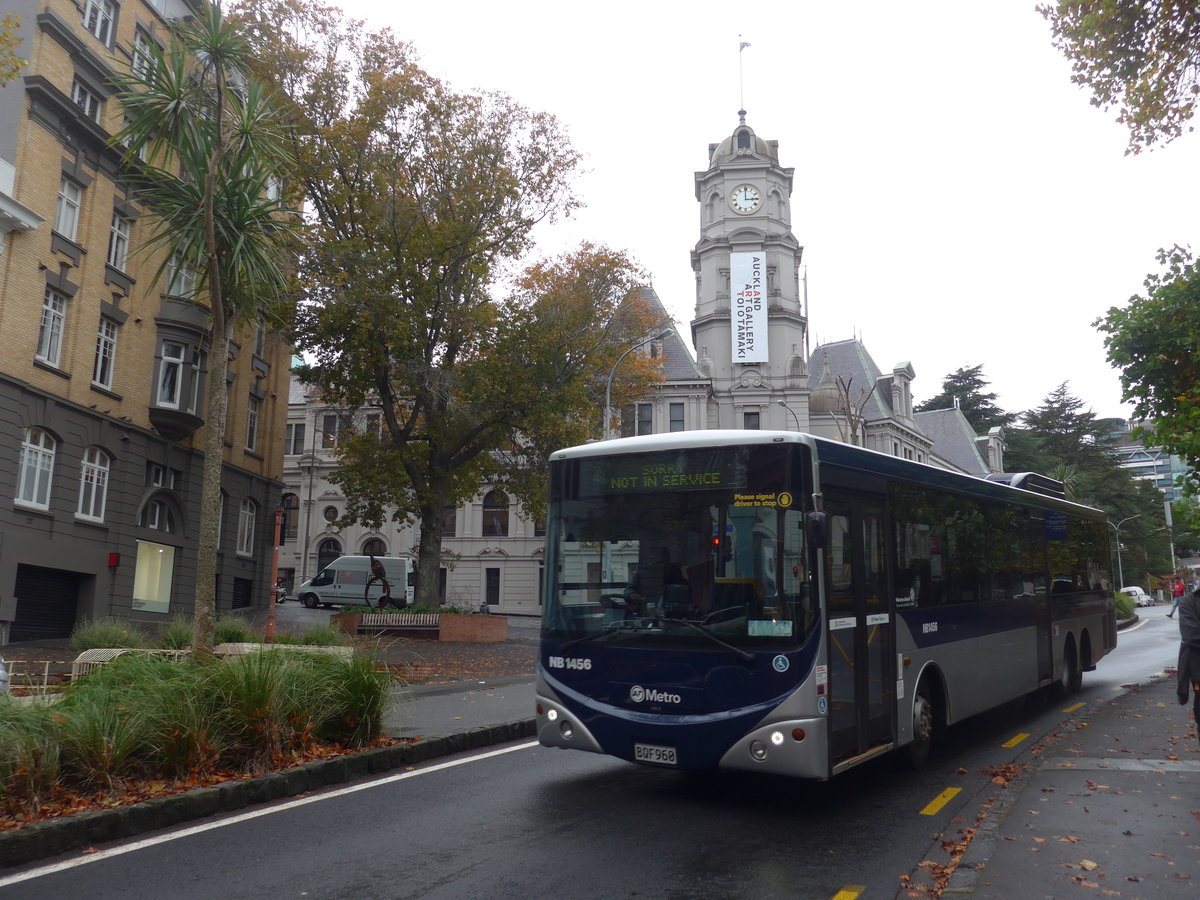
<box><xmin>559</xmin><ymin>619</ymin><xmax>654</xmax><ymax>652</ymax></box>
<box><xmin>661</xmin><ymin>618</ymin><xmax>755</xmax><ymax>661</ymax></box>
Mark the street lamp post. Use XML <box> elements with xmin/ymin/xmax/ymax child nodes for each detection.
<box><xmin>1108</xmin><ymin>514</ymin><xmax>1143</xmax><ymax>588</ymax></box>
<box><xmin>604</xmin><ymin>331</ymin><xmax>671</xmax><ymax>440</ymax></box>
<box><xmin>776</xmin><ymin>399</ymin><xmax>800</xmax><ymax>431</ymax></box>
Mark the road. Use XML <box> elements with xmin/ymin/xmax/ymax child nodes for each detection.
<box><xmin>0</xmin><ymin>607</ymin><xmax>1178</xmax><ymax>900</ymax></box>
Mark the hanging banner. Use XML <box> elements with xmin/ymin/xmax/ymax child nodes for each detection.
<box><xmin>730</xmin><ymin>252</ymin><xmax>767</xmax><ymax>363</ymax></box>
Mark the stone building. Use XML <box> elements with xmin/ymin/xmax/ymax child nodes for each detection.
<box><xmin>279</xmin><ymin>114</ymin><xmax>1002</xmax><ymax>614</ymax></box>
<box><xmin>0</xmin><ymin>1</ymin><xmax>290</xmax><ymax>641</ymax></box>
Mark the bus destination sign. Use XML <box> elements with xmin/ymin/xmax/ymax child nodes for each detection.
<box><xmin>581</xmin><ymin>451</ymin><xmax>746</xmax><ymax>496</ymax></box>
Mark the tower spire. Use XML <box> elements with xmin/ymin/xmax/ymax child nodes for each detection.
<box><xmin>738</xmin><ymin>36</ymin><xmax>751</xmax><ymax>116</ymax></box>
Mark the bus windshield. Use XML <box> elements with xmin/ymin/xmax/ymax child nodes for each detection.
<box><xmin>543</xmin><ymin>443</ymin><xmax>817</xmax><ymax>652</ymax></box>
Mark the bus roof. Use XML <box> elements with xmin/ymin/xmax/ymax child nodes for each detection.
<box><xmin>550</xmin><ymin>430</ymin><xmax>1107</xmax><ymax>519</ymax></box>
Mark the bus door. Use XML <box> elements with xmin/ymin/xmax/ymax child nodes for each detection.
<box><xmin>825</xmin><ymin>495</ymin><xmax>894</xmax><ymax>763</ymax></box>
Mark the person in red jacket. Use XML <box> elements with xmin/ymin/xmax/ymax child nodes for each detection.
<box><xmin>1168</xmin><ymin>576</ymin><xmax>1186</xmax><ymax>618</ymax></box>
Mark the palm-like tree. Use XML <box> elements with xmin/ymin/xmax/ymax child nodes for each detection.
<box><xmin>113</xmin><ymin>2</ymin><xmax>299</xmax><ymax>654</ymax></box>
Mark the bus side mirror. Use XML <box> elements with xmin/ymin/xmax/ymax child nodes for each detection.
<box><xmin>805</xmin><ymin>511</ymin><xmax>828</xmax><ymax>549</ymax></box>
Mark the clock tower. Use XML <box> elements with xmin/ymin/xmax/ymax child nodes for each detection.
<box><xmin>691</xmin><ymin>113</ymin><xmax>808</xmax><ymax>430</ymax></box>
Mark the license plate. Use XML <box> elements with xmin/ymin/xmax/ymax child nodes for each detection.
<box><xmin>634</xmin><ymin>743</ymin><xmax>677</xmax><ymax>766</ymax></box>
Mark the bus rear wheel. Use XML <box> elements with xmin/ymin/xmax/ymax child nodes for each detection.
<box><xmin>1062</xmin><ymin>639</ymin><xmax>1083</xmax><ymax>695</ymax></box>
<box><xmin>908</xmin><ymin>680</ymin><xmax>937</xmax><ymax>769</ymax></box>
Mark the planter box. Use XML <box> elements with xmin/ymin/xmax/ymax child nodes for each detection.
<box><xmin>438</xmin><ymin>614</ymin><xmax>507</xmax><ymax>643</ymax></box>
<box><xmin>330</xmin><ymin>613</ymin><xmax>362</xmax><ymax>635</ymax></box>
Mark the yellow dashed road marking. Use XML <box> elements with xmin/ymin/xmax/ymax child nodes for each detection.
<box><xmin>1002</xmin><ymin>732</ymin><xmax>1030</xmax><ymax>749</ymax></box>
<box><xmin>919</xmin><ymin>786</ymin><xmax>961</xmax><ymax>816</ymax></box>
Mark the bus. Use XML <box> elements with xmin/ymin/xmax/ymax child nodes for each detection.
<box><xmin>536</xmin><ymin>430</ymin><xmax>1117</xmax><ymax>778</ymax></box>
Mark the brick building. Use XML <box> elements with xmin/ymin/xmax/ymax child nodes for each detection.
<box><xmin>0</xmin><ymin>0</ymin><xmax>290</xmax><ymax>641</ymax></box>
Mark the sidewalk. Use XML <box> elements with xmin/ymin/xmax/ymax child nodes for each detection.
<box><xmin>947</xmin><ymin>674</ymin><xmax>1200</xmax><ymax>897</ymax></box>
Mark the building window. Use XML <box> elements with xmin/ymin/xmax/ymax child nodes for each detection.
<box><xmin>55</xmin><ymin>178</ymin><xmax>81</xmax><ymax>240</ymax></box>
<box><xmin>362</xmin><ymin>538</ymin><xmax>387</xmax><ymax>557</ymax></box>
<box><xmin>637</xmin><ymin>403</ymin><xmax>653</xmax><ymax>436</ymax></box>
<box><xmin>17</xmin><ymin>428</ymin><xmax>55</xmax><ymax>509</ymax></box>
<box><xmin>282</xmin><ymin>492</ymin><xmax>299</xmax><ymax>541</ymax></box>
<box><xmin>285</xmin><ymin>422</ymin><xmax>306</xmax><ymax>455</ymax></box>
<box><xmin>321</xmin><ymin>412</ymin><xmax>344</xmax><ymax>449</ymax></box>
<box><xmin>245</xmin><ymin>394</ymin><xmax>260</xmax><ymax>451</ymax></box>
<box><xmin>77</xmin><ymin>446</ymin><xmax>110</xmax><ymax>522</ymax></box>
<box><xmin>132</xmin><ymin>29</ymin><xmax>155</xmax><ymax>77</ymax></box>
<box><xmin>167</xmin><ymin>253</ymin><xmax>196</xmax><ymax>298</ymax></box>
<box><xmin>141</xmin><ymin>497</ymin><xmax>175</xmax><ymax>532</ymax></box>
<box><xmin>322</xmin><ymin>505</ymin><xmax>339</xmax><ymax>523</ymax></box>
<box><xmin>744</xmin><ymin>411</ymin><xmax>761</xmax><ymax>430</ymax></box>
<box><xmin>133</xmin><ymin>540</ymin><xmax>175</xmax><ymax>614</ymax></box>
<box><xmin>442</xmin><ymin>504</ymin><xmax>457</xmax><ymax>537</ymax></box>
<box><xmin>317</xmin><ymin>538</ymin><xmax>341</xmax><ymax>571</ymax></box>
<box><xmin>147</xmin><ymin>463</ymin><xmax>179</xmax><ymax>489</ymax></box>
<box><xmin>237</xmin><ymin>498</ymin><xmax>257</xmax><ymax>556</ymax></box>
<box><xmin>485</xmin><ymin>568</ymin><xmax>500</xmax><ymax>606</ymax></box>
<box><xmin>669</xmin><ymin>402</ymin><xmax>685</xmax><ymax>432</ymax></box>
<box><xmin>72</xmin><ymin>79</ymin><xmax>103</xmax><ymax>122</ymax></box>
<box><xmin>82</xmin><ymin>0</ymin><xmax>116</xmax><ymax>45</ymax></box>
<box><xmin>107</xmin><ymin>211</ymin><xmax>131</xmax><ymax>270</ymax></box>
<box><xmin>37</xmin><ymin>288</ymin><xmax>67</xmax><ymax>368</ymax></box>
<box><xmin>92</xmin><ymin>317</ymin><xmax>119</xmax><ymax>389</ymax></box>
<box><xmin>482</xmin><ymin>490</ymin><xmax>509</xmax><ymax>537</ymax></box>
<box><xmin>158</xmin><ymin>341</ymin><xmax>186</xmax><ymax>408</ymax></box>
<box><xmin>188</xmin><ymin>350</ymin><xmax>204</xmax><ymax>414</ymax></box>
<box><xmin>364</xmin><ymin>411</ymin><xmax>382</xmax><ymax>439</ymax></box>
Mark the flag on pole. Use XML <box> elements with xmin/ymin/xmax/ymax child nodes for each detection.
<box><xmin>739</xmin><ymin>41</ymin><xmax>751</xmax><ymax>51</ymax></box>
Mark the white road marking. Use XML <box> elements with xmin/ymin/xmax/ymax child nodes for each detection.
<box><xmin>0</xmin><ymin>741</ymin><xmax>539</xmax><ymax>888</ymax></box>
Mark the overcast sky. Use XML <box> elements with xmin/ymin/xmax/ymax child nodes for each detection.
<box><xmin>338</xmin><ymin>0</ymin><xmax>1200</xmax><ymax>421</ymax></box>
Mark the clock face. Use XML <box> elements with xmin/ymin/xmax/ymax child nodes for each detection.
<box><xmin>729</xmin><ymin>184</ymin><xmax>762</xmax><ymax>214</ymax></box>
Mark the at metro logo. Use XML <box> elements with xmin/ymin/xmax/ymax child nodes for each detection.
<box><xmin>629</xmin><ymin>685</ymin><xmax>682</xmax><ymax>705</ymax></box>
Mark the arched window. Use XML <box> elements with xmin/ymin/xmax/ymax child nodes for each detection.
<box><xmin>317</xmin><ymin>538</ymin><xmax>341</xmax><ymax>571</ymax></box>
<box><xmin>482</xmin><ymin>490</ymin><xmax>509</xmax><ymax>537</ymax></box>
<box><xmin>18</xmin><ymin>428</ymin><xmax>56</xmax><ymax>509</ymax></box>
<box><xmin>237</xmin><ymin>498</ymin><xmax>257</xmax><ymax>556</ymax></box>
<box><xmin>77</xmin><ymin>446</ymin><xmax>110</xmax><ymax>522</ymax></box>
<box><xmin>282</xmin><ymin>492</ymin><xmax>299</xmax><ymax>541</ymax></box>
<box><xmin>362</xmin><ymin>538</ymin><xmax>387</xmax><ymax>557</ymax></box>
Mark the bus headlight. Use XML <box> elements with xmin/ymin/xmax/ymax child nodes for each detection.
<box><xmin>770</xmin><ymin>730</ymin><xmax>785</xmax><ymax>747</ymax></box>
<box><xmin>546</xmin><ymin>708</ymin><xmax>559</xmax><ymax>722</ymax></box>
<box><xmin>559</xmin><ymin>721</ymin><xmax>575</xmax><ymax>740</ymax></box>
<box><xmin>750</xmin><ymin>740</ymin><xmax>768</xmax><ymax>761</ymax></box>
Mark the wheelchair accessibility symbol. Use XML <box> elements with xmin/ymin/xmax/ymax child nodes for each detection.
<box><xmin>772</xmin><ymin>655</ymin><xmax>789</xmax><ymax>673</ymax></box>
<box><xmin>818</xmin><ymin>696</ymin><xmax>828</xmax><ymax>715</ymax></box>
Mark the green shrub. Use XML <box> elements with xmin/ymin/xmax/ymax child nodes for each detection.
<box><xmin>70</xmin><ymin>617</ymin><xmax>150</xmax><ymax>651</ymax></box>
<box><xmin>1114</xmin><ymin>592</ymin><xmax>1135</xmax><ymax>619</ymax></box>
<box><xmin>0</xmin><ymin>697</ymin><xmax>61</xmax><ymax>816</ymax></box>
<box><xmin>213</xmin><ymin>615</ymin><xmax>258</xmax><ymax>645</ymax></box>
<box><xmin>157</xmin><ymin>616</ymin><xmax>193</xmax><ymax>650</ymax></box>
<box><xmin>316</xmin><ymin>652</ymin><xmax>393</xmax><ymax>747</ymax></box>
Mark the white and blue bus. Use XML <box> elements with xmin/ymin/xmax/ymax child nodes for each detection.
<box><xmin>536</xmin><ymin>430</ymin><xmax>1117</xmax><ymax>778</ymax></box>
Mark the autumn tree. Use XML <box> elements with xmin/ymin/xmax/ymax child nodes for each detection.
<box><xmin>1096</xmin><ymin>245</ymin><xmax>1200</xmax><ymax>497</ymax></box>
<box><xmin>113</xmin><ymin>4</ymin><xmax>298</xmax><ymax>653</ymax></box>
<box><xmin>0</xmin><ymin>13</ymin><xmax>26</xmax><ymax>86</ymax></box>
<box><xmin>914</xmin><ymin>364</ymin><xmax>1016</xmax><ymax>432</ymax></box>
<box><xmin>1040</xmin><ymin>0</ymin><xmax>1200</xmax><ymax>152</ymax></box>
<box><xmin>236</xmin><ymin>4</ymin><xmax>664</xmax><ymax>607</ymax></box>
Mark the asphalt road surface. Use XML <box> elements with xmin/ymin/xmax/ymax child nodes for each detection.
<box><xmin>0</xmin><ymin>608</ymin><xmax>1178</xmax><ymax>900</ymax></box>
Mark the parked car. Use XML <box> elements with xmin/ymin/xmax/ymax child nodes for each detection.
<box><xmin>1120</xmin><ymin>586</ymin><xmax>1153</xmax><ymax>607</ymax></box>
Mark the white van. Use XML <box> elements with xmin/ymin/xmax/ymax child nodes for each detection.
<box><xmin>296</xmin><ymin>556</ymin><xmax>416</xmax><ymax>609</ymax></box>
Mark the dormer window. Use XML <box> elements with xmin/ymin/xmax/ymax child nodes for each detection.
<box><xmin>737</xmin><ymin>129</ymin><xmax>751</xmax><ymax>150</ymax></box>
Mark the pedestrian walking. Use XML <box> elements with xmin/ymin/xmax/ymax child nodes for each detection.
<box><xmin>1176</xmin><ymin>587</ymin><xmax>1200</xmax><ymax>747</ymax></box>
<box><xmin>1168</xmin><ymin>576</ymin><xmax>1185</xmax><ymax>617</ymax></box>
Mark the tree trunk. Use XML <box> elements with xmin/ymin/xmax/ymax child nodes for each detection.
<box><xmin>414</xmin><ymin>501</ymin><xmax>445</xmax><ymax>609</ymax></box>
<box><xmin>193</xmin><ymin>320</ymin><xmax>231</xmax><ymax>656</ymax></box>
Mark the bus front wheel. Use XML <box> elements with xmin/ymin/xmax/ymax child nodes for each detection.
<box><xmin>908</xmin><ymin>680</ymin><xmax>937</xmax><ymax>769</ymax></box>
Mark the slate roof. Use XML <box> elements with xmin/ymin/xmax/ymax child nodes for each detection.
<box><xmin>808</xmin><ymin>339</ymin><xmax>892</xmax><ymax>420</ymax></box>
<box><xmin>913</xmin><ymin>407</ymin><xmax>991</xmax><ymax>476</ymax></box>
<box><xmin>640</xmin><ymin>286</ymin><xmax>707</xmax><ymax>381</ymax></box>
